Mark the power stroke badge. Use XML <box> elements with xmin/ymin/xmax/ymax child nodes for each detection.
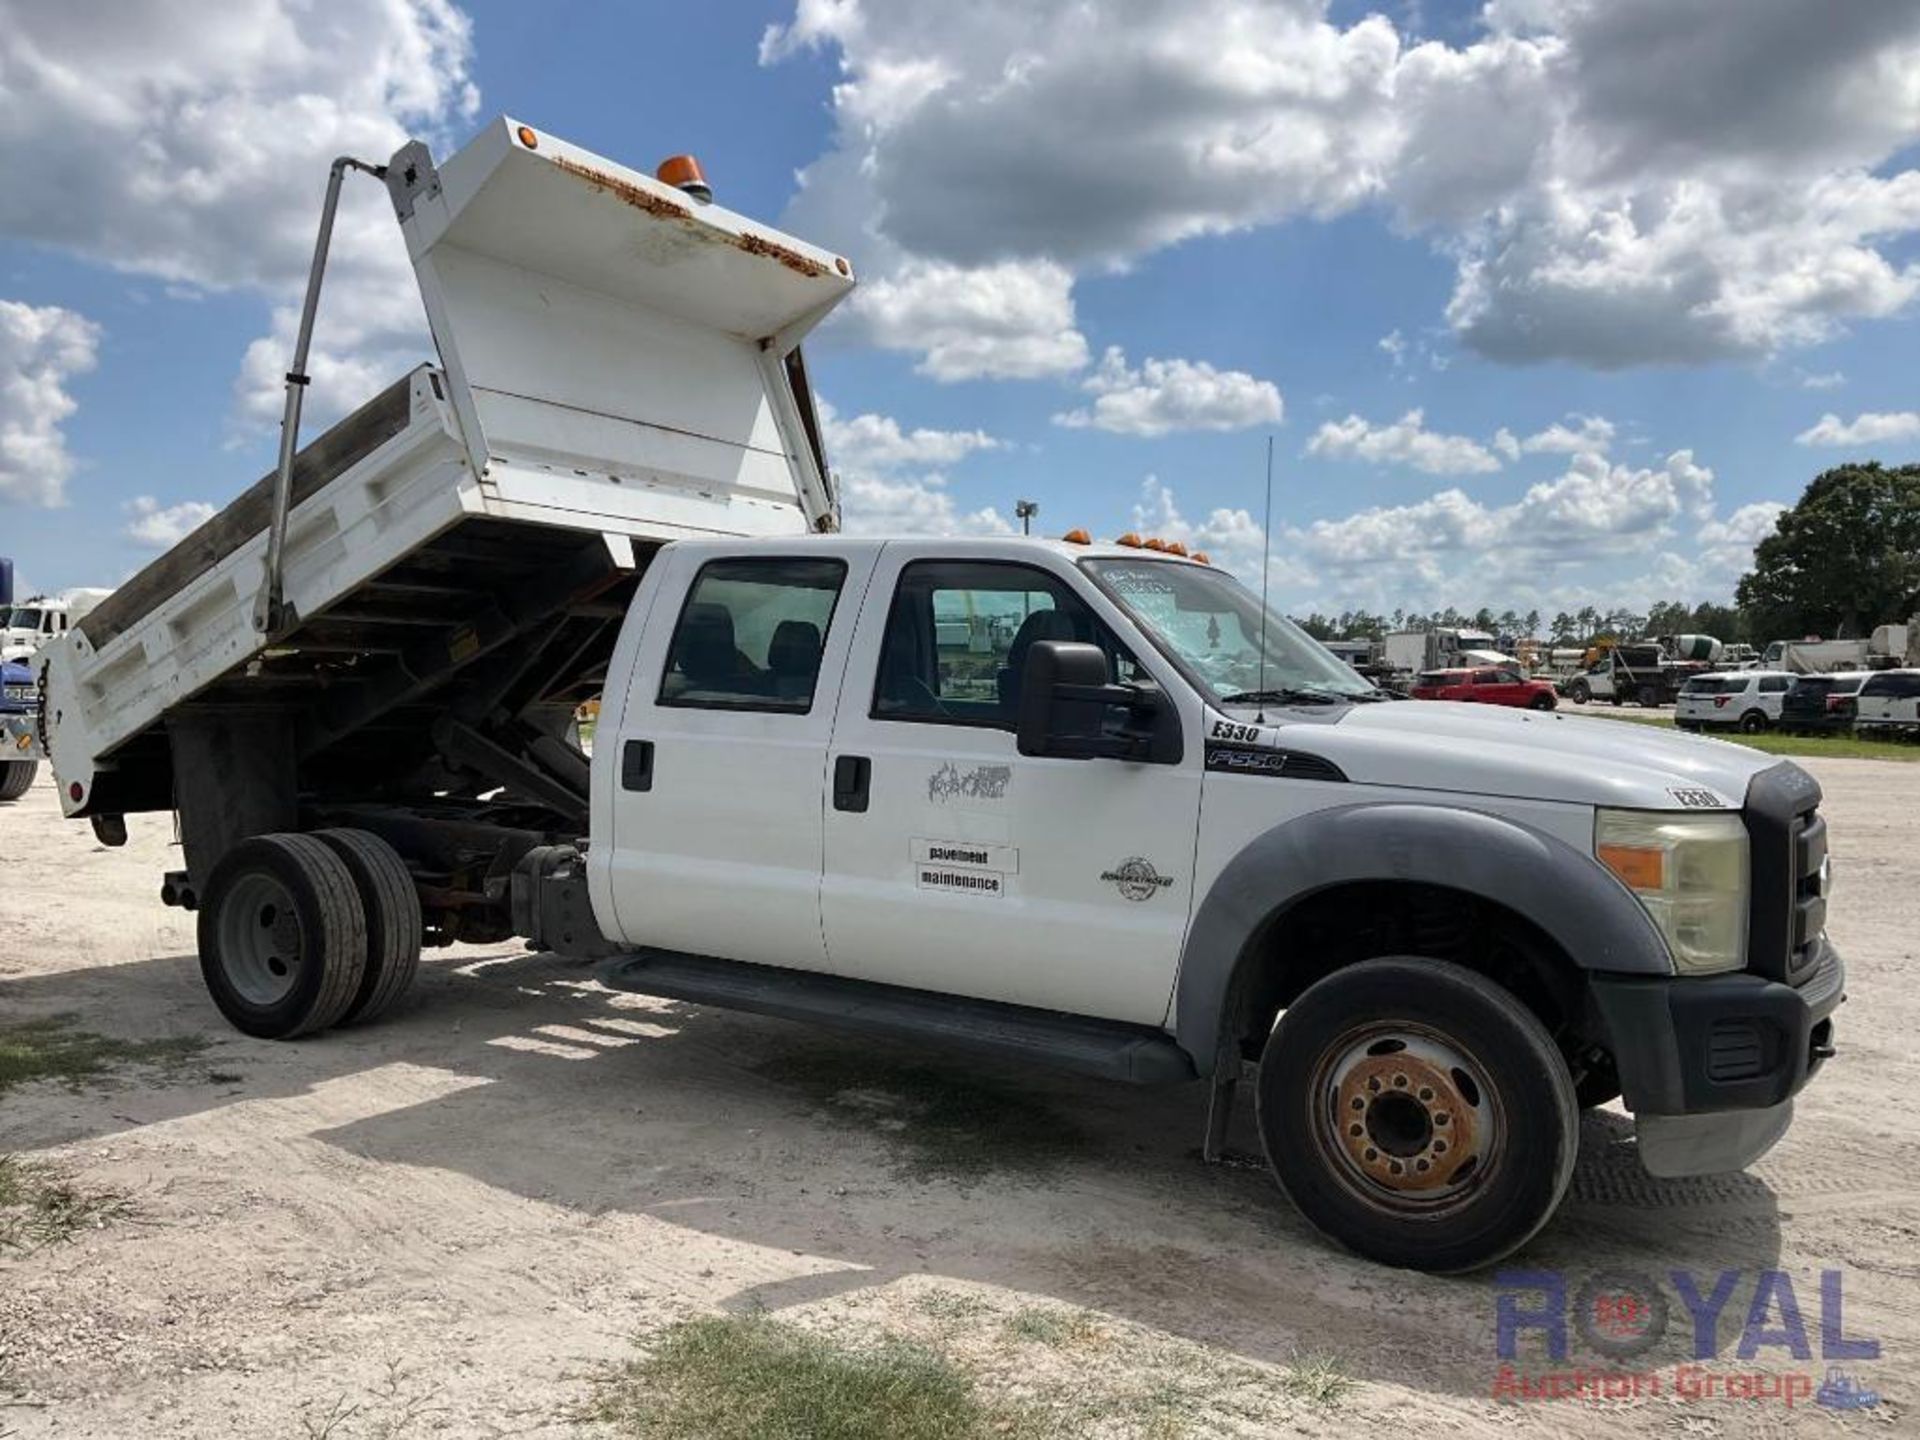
<box><xmin>1101</xmin><ymin>857</ymin><xmax>1175</xmax><ymax>901</ymax></box>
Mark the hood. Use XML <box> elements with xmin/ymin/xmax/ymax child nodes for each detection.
<box><xmin>1217</xmin><ymin>700</ymin><xmax>1777</xmax><ymax>811</ymax></box>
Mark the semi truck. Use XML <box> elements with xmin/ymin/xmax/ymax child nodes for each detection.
<box><xmin>2</xmin><ymin>588</ymin><xmax>113</xmax><ymax>664</ymax></box>
<box><xmin>30</xmin><ymin>119</ymin><xmax>1843</xmax><ymax>1274</ymax></box>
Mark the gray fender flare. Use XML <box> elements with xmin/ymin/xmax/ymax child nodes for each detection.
<box><xmin>1173</xmin><ymin>802</ymin><xmax>1672</xmax><ymax>1074</ymax></box>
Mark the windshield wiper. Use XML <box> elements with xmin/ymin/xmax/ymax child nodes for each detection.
<box><xmin>1218</xmin><ymin>687</ymin><xmax>1350</xmax><ymax>706</ymax></box>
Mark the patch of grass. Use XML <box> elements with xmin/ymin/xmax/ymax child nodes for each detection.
<box><xmin>1002</xmin><ymin>1307</ymin><xmax>1100</xmax><ymax>1350</ymax></box>
<box><xmin>755</xmin><ymin>1050</ymin><xmax>1084</xmax><ymax>1183</ymax></box>
<box><xmin>587</xmin><ymin>1314</ymin><xmax>1046</xmax><ymax>1440</ymax></box>
<box><xmin>0</xmin><ymin>1015</ymin><xmax>208</xmax><ymax>1096</ymax></box>
<box><xmin>914</xmin><ymin>1289</ymin><xmax>994</xmax><ymax>1324</ymax></box>
<box><xmin>1579</xmin><ymin>709</ymin><xmax>1920</xmax><ymax>760</ymax></box>
<box><xmin>0</xmin><ymin>1154</ymin><xmax>133</xmax><ymax>1254</ymax></box>
<box><xmin>1278</xmin><ymin>1355</ymin><xmax>1353</xmax><ymax>1408</ymax></box>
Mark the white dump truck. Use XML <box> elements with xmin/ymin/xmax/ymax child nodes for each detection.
<box><xmin>33</xmin><ymin>119</ymin><xmax>1843</xmax><ymax>1274</ymax></box>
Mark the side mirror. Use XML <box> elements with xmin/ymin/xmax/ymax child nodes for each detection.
<box><xmin>1016</xmin><ymin>639</ymin><xmax>1178</xmax><ymax>762</ymax></box>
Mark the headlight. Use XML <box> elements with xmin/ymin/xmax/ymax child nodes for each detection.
<box><xmin>1595</xmin><ymin>808</ymin><xmax>1748</xmax><ymax>975</ymax></box>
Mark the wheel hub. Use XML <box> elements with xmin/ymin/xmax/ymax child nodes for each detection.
<box><xmin>1330</xmin><ymin>1048</ymin><xmax>1482</xmax><ymax>1196</ymax></box>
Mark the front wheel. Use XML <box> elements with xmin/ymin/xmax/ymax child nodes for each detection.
<box><xmin>1255</xmin><ymin>957</ymin><xmax>1578</xmax><ymax>1273</ymax></box>
<box><xmin>1567</xmin><ymin>682</ymin><xmax>1590</xmax><ymax>705</ymax></box>
<box><xmin>1528</xmin><ymin>694</ymin><xmax>1555</xmax><ymax>711</ymax></box>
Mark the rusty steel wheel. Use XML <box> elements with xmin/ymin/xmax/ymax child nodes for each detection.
<box><xmin>1256</xmin><ymin>956</ymin><xmax>1578</xmax><ymax>1273</ymax></box>
<box><xmin>1311</xmin><ymin>1023</ymin><xmax>1503</xmax><ymax>1214</ymax></box>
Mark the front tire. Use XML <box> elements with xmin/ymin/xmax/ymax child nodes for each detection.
<box><xmin>1255</xmin><ymin>957</ymin><xmax>1578</xmax><ymax>1273</ymax></box>
<box><xmin>1567</xmin><ymin>681</ymin><xmax>1590</xmax><ymax>706</ymax></box>
<box><xmin>0</xmin><ymin>759</ymin><xmax>35</xmax><ymax>802</ymax></box>
<box><xmin>198</xmin><ymin>834</ymin><xmax>367</xmax><ymax>1039</ymax></box>
<box><xmin>1528</xmin><ymin>694</ymin><xmax>1555</xmax><ymax>711</ymax></box>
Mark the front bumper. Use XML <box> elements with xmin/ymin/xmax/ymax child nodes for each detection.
<box><xmin>1588</xmin><ymin>938</ymin><xmax>1843</xmax><ymax>1175</ymax></box>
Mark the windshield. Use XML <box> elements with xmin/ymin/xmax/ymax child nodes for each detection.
<box><xmin>5</xmin><ymin>608</ymin><xmax>42</xmax><ymax>631</ymax></box>
<box><xmin>1082</xmin><ymin>558</ymin><xmax>1376</xmax><ymax>702</ymax></box>
<box><xmin>1683</xmin><ymin>676</ymin><xmax>1736</xmax><ymax>694</ymax></box>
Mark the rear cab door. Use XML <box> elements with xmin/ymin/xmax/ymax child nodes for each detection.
<box><xmin>819</xmin><ymin>542</ymin><xmax>1203</xmax><ymax>1023</ymax></box>
<box><xmin>596</xmin><ymin>540</ymin><xmax>879</xmax><ymax>970</ymax></box>
<box><xmin>1755</xmin><ymin>673</ymin><xmax>1793</xmax><ymax>719</ymax></box>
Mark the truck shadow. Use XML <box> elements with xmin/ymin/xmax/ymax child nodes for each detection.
<box><xmin>1</xmin><ymin>943</ymin><xmax>1788</xmax><ymax>1404</ymax></box>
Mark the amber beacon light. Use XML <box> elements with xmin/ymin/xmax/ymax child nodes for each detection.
<box><xmin>656</xmin><ymin>154</ymin><xmax>713</xmax><ymax>203</ymax></box>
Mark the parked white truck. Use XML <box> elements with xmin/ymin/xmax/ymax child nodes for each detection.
<box><xmin>2</xmin><ymin>588</ymin><xmax>112</xmax><ymax>664</ymax></box>
<box><xmin>31</xmin><ymin>120</ymin><xmax>1843</xmax><ymax>1274</ymax></box>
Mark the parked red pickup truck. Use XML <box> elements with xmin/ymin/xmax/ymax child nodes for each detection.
<box><xmin>1411</xmin><ymin>667</ymin><xmax>1558</xmax><ymax>710</ymax></box>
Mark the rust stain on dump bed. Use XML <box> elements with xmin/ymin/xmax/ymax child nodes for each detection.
<box><xmin>733</xmin><ymin>231</ymin><xmax>830</xmax><ymax>279</ymax></box>
<box><xmin>553</xmin><ymin>154</ymin><xmax>830</xmax><ymax>279</ymax></box>
<box><xmin>552</xmin><ymin>155</ymin><xmax>693</xmax><ymax>223</ymax></box>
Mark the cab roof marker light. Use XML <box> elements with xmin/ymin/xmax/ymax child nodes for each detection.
<box><xmin>1115</xmin><ymin>533</ymin><xmax>1143</xmax><ymax>548</ymax></box>
<box><xmin>1061</xmin><ymin>528</ymin><xmax>1092</xmax><ymax>544</ymax></box>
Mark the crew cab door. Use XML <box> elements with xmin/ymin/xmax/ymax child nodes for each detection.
<box><xmin>820</xmin><ymin>550</ymin><xmax>1202</xmax><ymax>1024</ymax></box>
<box><xmin>601</xmin><ymin>543</ymin><xmax>877</xmax><ymax>970</ymax></box>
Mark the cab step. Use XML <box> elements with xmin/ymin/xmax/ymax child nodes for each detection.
<box><xmin>598</xmin><ymin>949</ymin><xmax>1195</xmax><ymax>1085</ymax></box>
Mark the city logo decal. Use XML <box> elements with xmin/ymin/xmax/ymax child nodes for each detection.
<box><xmin>1100</xmin><ymin>857</ymin><xmax>1175</xmax><ymax>901</ymax></box>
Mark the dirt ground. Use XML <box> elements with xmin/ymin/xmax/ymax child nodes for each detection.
<box><xmin>2</xmin><ymin>758</ymin><xmax>1915</xmax><ymax>1438</ymax></box>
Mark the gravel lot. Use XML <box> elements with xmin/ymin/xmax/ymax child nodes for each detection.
<box><xmin>1</xmin><ymin>759</ymin><xmax>1914</xmax><ymax>1437</ymax></box>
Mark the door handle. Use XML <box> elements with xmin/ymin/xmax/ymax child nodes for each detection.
<box><xmin>621</xmin><ymin>739</ymin><xmax>654</xmax><ymax>792</ymax></box>
<box><xmin>833</xmin><ymin>754</ymin><xmax>870</xmax><ymax>813</ymax></box>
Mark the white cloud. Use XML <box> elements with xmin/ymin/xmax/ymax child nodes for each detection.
<box><xmin>1053</xmin><ymin>347</ymin><xmax>1282</xmax><ymax>437</ymax></box>
<box><xmin>1795</xmin><ymin>369</ymin><xmax>1847</xmax><ymax>390</ymax></box>
<box><xmin>818</xmin><ymin>400</ymin><xmax>1001</xmax><ymax>471</ymax></box>
<box><xmin>0</xmin><ymin>0</ymin><xmax>479</xmax><ymax>431</ymax></box>
<box><xmin>1794</xmin><ymin>410</ymin><xmax>1920</xmax><ymax>447</ymax></box>
<box><xmin>1306</xmin><ymin>409</ymin><xmax>1503</xmax><ymax>475</ymax></box>
<box><xmin>122</xmin><ymin>496</ymin><xmax>218</xmax><ymax>549</ymax></box>
<box><xmin>822</xmin><ymin>399</ymin><xmax>1012</xmax><ymax>537</ymax></box>
<box><xmin>838</xmin><ymin>472</ymin><xmax>1014</xmax><ymax>537</ymax></box>
<box><xmin>847</xmin><ymin>259</ymin><xmax>1088</xmax><ymax>382</ymax></box>
<box><xmin>766</xmin><ymin>0</ymin><xmax>1920</xmax><ymax>372</ymax></box>
<box><xmin>1516</xmin><ymin>413</ymin><xmax>1616</xmax><ymax>455</ymax></box>
<box><xmin>0</xmin><ymin>300</ymin><xmax>100</xmax><ymax>507</ymax></box>
<box><xmin>1694</xmin><ymin>500</ymin><xmax>1786</xmax><ymax>583</ymax></box>
<box><xmin>1129</xmin><ymin>476</ymin><xmax>1269</xmax><ymax>574</ymax></box>
<box><xmin>1283</xmin><ymin>448</ymin><xmax>1719</xmax><ymax>611</ymax></box>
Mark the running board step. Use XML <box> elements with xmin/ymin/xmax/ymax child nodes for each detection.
<box><xmin>598</xmin><ymin>949</ymin><xmax>1195</xmax><ymax>1085</ymax></box>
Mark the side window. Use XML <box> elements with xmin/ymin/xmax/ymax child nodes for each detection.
<box><xmin>1759</xmin><ymin>676</ymin><xmax>1790</xmax><ymax>693</ymax></box>
<box><xmin>873</xmin><ymin>560</ymin><xmax>1123</xmax><ymax>728</ymax></box>
<box><xmin>1473</xmin><ymin>670</ymin><xmax>1501</xmax><ymax>685</ymax></box>
<box><xmin>657</xmin><ymin>557</ymin><xmax>846</xmax><ymax>714</ymax></box>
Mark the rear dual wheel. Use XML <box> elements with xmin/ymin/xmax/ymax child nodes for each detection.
<box><xmin>197</xmin><ymin>829</ymin><xmax>421</xmax><ymax>1040</ymax></box>
<box><xmin>0</xmin><ymin>759</ymin><xmax>35</xmax><ymax>802</ymax></box>
<box><xmin>1256</xmin><ymin>957</ymin><xmax>1578</xmax><ymax>1273</ymax></box>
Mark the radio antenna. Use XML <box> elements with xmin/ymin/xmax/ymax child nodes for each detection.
<box><xmin>1255</xmin><ymin>434</ymin><xmax>1274</xmax><ymax>724</ymax></box>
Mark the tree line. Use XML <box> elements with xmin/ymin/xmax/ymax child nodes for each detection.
<box><xmin>1292</xmin><ymin>463</ymin><xmax>1920</xmax><ymax>648</ymax></box>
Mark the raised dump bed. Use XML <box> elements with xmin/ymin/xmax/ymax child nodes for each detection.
<box><xmin>43</xmin><ymin>117</ymin><xmax>852</xmax><ymax>936</ymax></box>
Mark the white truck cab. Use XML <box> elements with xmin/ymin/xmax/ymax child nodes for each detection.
<box><xmin>31</xmin><ymin>118</ymin><xmax>1844</xmax><ymax>1277</ymax></box>
<box><xmin>2</xmin><ymin>590</ymin><xmax>110</xmax><ymax>664</ymax></box>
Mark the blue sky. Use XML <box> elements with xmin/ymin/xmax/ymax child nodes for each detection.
<box><xmin>4</xmin><ymin>0</ymin><xmax>1919</xmax><ymax>623</ymax></box>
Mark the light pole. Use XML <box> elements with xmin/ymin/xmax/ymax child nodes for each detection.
<box><xmin>1015</xmin><ymin>499</ymin><xmax>1038</xmax><ymax>535</ymax></box>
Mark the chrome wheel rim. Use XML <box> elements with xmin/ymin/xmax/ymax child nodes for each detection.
<box><xmin>217</xmin><ymin>872</ymin><xmax>303</xmax><ymax>1006</ymax></box>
